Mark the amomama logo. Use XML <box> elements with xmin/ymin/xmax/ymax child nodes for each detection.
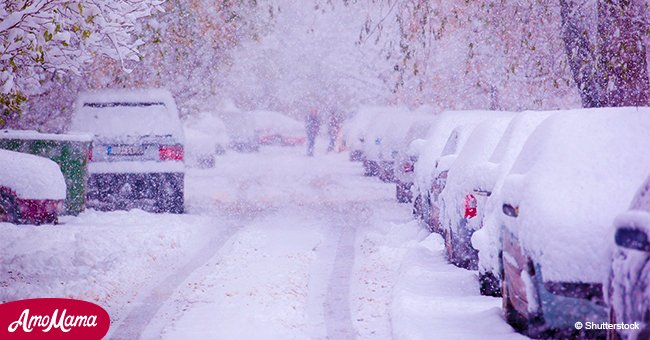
<box><xmin>0</xmin><ymin>298</ymin><xmax>110</xmax><ymax>339</ymax></box>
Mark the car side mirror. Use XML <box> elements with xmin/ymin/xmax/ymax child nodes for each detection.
<box><xmin>502</xmin><ymin>204</ymin><xmax>519</xmax><ymax>218</ymax></box>
<box><xmin>615</xmin><ymin>227</ymin><xmax>650</xmax><ymax>252</ymax></box>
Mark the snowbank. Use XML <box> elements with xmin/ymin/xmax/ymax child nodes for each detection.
<box><xmin>500</xmin><ymin>107</ymin><xmax>650</xmax><ymax>283</ymax></box>
<box><xmin>0</xmin><ymin>149</ymin><xmax>66</xmax><ymax>200</ymax></box>
<box><xmin>390</xmin><ymin>233</ymin><xmax>525</xmax><ymax>339</ymax></box>
<box><xmin>0</xmin><ymin>209</ymin><xmax>216</xmax><ymax>323</ymax></box>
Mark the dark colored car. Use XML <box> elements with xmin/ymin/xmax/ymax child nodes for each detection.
<box><xmin>499</xmin><ymin>109</ymin><xmax>650</xmax><ymax>338</ymax></box>
<box><xmin>71</xmin><ymin>89</ymin><xmax>185</xmax><ymax>214</ymax></box>
<box><xmin>607</xmin><ymin>175</ymin><xmax>650</xmax><ymax>340</ymax></box>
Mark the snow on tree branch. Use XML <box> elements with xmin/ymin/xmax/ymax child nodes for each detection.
<box><xmin>0</xmin><ymin>0</ymin><xmax>164</xmax><ymax>118</ymax></box>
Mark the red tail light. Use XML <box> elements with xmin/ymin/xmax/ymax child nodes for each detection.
<box><xmin>159</xmin><ymin>144</ymin><xmax>184</xmax><ymax>161</ymax></box>
<box><xmin>88</xmin><ymin>145</ymin><xmax>93</xmax><ymax>162</ymax></box>
<box><xmin>403</xmin><ymin>161</ymin><xmax>414</xmax><ymax>172</ymax></box>
<box><xmin>464</xmin><ymin>194</ymin><xmax>477</xmax><ymax>219</ymax></box>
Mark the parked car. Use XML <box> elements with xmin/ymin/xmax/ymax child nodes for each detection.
<box><xmin>468</xmin><ymin>111</ymin><xmax>553</xmax><ymax>297</ymax></box>
<box><xmin>183</xmin><ymin>111</ymin><xmax>229</xmax><ymax>168</ymax></box>
<box><xmin>362</xmin><ymin>110</ymin><xmax>397</xmax><ymax>177</ymax></box>
<box><xmin>439</xmin><ymin>115</ymin><xmax>515</xmax><ymax>269</ymax></box>
<box><xmin>391</xmin><ymin>115</ymin><xmax>436</xmax><ymax>202</ymax></box>
<box><xmin>249</xmin><ymin>110</ymin><xmax>306</xmax><ymax>147</ymax></box>
<box><xmin>498</xmin><ymin>108</ymin><xmax>650</xmax><ymax>338</ymax></box>
<box><xmin>411</xmin><ymin>110</ymin><xmax>508</xmax><ymax>225</ymax></box>
<box><xmin>368</xmin><ymin>111</ymin><xmax>433</xmax><ymax>184</ymax></box>
<box><xmin>70</xmin><ymin>88</ymin><xmax>185</xmax><ymax>213</ymax></box>
<box><xmin>0</xmin><ymin>149</ymin><xmax>66</xmax><ymax>224</ymax></box>
<box><xmin>219</xmin><ymin>107</ymin><xmax>260</xmax><ymax>153</ymax></box>
<box><xmin>344</xmin><ymin>106</ymin><xmax>386</xmax><ymax>162</ymax></box>
<box><xmin>607</xmin><ymin>174</ymin><xmax>650</xmax><ymax>340</ymax></box>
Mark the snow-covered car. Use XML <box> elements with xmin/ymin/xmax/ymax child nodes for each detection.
<box><xmin>499</xmin><ymin>108</ymin><xmax>650</xmax><ymax>338</ymax></box>
<box><xmin>344</xmin><ymin>106</ymin><xmax>387</xmax><ymax>162</ymax></box>
<box><xmin>373</xmin><ymin>112</ymin><xmax>433</xmax><ymax>183</ymax></box>
<box><xmin>411</xmin><ymin>111</ymin><xmax>506</xmax><ymax>224</ymax></box>
<box><xmin>183</xmin><ymin>112</ymin><xmax>229</xmax><ymax>168</ymax></box>
<box><xmin>0</xmin><ymin>149</ymin><xmax>66</xmax><ymax>224</ymax></box>
<box><xmin>468</xmin><ymin>111</ymin><xmax>553</xmax><ymax>297</ymax></box>
<box><xmin>249</xmin><ymin>110</ymin><xmax>306</xmax><ymax>146</ymax></box>
<box><xmin>393</xmin><ymin>117</ymin><xmax>436</xmax><ymax>202</ymax></box>
<box><xmin>70</xmin><ymin>88</ymin><xmax>185</xmax><ymax>213</ymax></box>
<box><xmin>218</xmin><ymin>107</ymin><xmax>260</xmax><ymax>153</ymax></box>
<box><xmin>361</xmin><ymin>110</ymin><xmax>397</xmax><ymax>177</ymax></box>
<box><xmin>439</xmin><ymin>115</ymin><xmax>515</xmax><ymax>269</ymax></box>
<box><xmin>607</xmin><ymin>174</ymin><xmax>650</xmax><ymax>340</ymax></box>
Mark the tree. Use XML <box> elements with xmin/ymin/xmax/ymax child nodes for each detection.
<box><xmin>0</xmin><ymin>0</ymin><xmax>164</xmax><ymax>122</ymax></box>
<box><xmin>596</xmin><ymin>0</ymin><xmax>649</xmax><ymax>106</ymax></box>
<box><xmin>354</xmin><ymin>0</ymin><xmax>579</xmax><ymax>110</ymax></box>
<box><xmin>83</xmin><ymin>0</ymin><xmax>266</xmax><ymax>117</ymax></box>
<box><xmin>559</xmin><ymin>0</ymin><xmax>649</xmax><ymax>107</ymax></box>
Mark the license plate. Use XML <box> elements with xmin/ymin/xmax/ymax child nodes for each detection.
<box><xmin>107</xmin><ymin>145</ymin><xmax>145</xmax><ymax>156</ymax></box>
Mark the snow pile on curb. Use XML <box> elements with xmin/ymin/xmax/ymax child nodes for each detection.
<box><xmin>389</xmin><ymin>231</ymin><xmax>525</xmax><ymax>339</ymax></box>
<box><xmin>0</xmin><ymin>209</ymin><xmax>216</xmax><ymax>322</ymax></box>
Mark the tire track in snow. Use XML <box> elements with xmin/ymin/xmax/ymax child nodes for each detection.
<box><xmin>108</xmin><ymin>220</ymin><xmax>243</xmax><ymax>340</ymax></box>
<box><xmin>323</xmin><ymin>222</ymin><xmax>357</xmax><ymax>339</ymax></box>
<box><xmin>312</xmin><ymin>201</ymin><xmax>371</xmax><ymax>339</ymax></box>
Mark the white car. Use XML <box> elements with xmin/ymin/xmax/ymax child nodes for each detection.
<box><xmin>439</xmin><ymin>115</ymin><xmax>515</xmax><ymax>269</ymax></box>
<box><xmin>71</xmin><ymin>88</ymin><xmax>185</xmax><ymax>213</ymax></box>
<box><xmin>249</xmin><ymin>110</ymin><xmax>306</xmax><ymax>147</ymax></box>
<box><xmin>344</xmin><ymin>106</ymin><xmax>389</xmax><ymax>162</ymax></box>
<box><xmin>392</xmin><ymin>116</ymin><xmax>437</xmax><ymax>202</ymax></box>
<box><xmin>411</xmin><ymin>110</ymin><xmax>510</xmax><ymax>225</ymax></box>
<box><xmin>499</xmin><ymin>107</ymin><xmax>650</xmax><ymax>337</ymax></box>
<box><xmin>470</xmin><ymin>111</ymin><xmax>553</xmax><ymax>296</ymax></box>
<box><xmin>184</xmin><ymin>112</ymin><xmax>230</xmax><ymax>168</ymax></box>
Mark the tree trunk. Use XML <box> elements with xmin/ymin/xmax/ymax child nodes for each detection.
<box><xmin>597</xmin><ymin>0</ymin><xmax>650</xmax><ymax>106</ymax></box>
<box><xmin>559</xmin><ymin>0</ymin><xmax>601</xmax><ymax>107</ymax></box>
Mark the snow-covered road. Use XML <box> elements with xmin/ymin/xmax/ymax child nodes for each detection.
<box><xmin>1</xmin><ymin>145</ymin><xmax>525</xmax><ymax>339</ymax></box>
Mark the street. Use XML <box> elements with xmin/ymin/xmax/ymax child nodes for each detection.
<box><xmin>1</xmin><ymin>144</ymin><xmax>523</xmax><ymax>339</ymax></box>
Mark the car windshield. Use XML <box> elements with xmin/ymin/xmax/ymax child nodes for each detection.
<box><xmin>72</xmin><ymin>102</ymin><xmax>177</xmax><ymax>138</ymax></box>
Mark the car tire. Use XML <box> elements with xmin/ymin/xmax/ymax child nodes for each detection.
<box><xmin>479</xmin><ymin>271</ymin><xmax>502</xmax><ymax>297</ymax></box>
<box><xmin>156</xmin><ymin>174</ymin><xmax>184</xmax><ymax>214</ymax></box>
<box><xmin>413</xmin><ymin>194</ymin><xmax>423</xmax><ymax>219</ymax></box>
<box><xmin>501</xmin><ymin>256</ymin><xmax>547</xmax><ymax>338</ymax></box>
<box><xmin>0</xmin><ymin>192</ymin><xmax>19</xmax><ymax>224</ymax></box>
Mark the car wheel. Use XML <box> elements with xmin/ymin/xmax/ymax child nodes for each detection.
<box><xmin>156</xmin><ymin>174</ymin><xmax>184</xmax><ymax>214</ymax></box>
<box><xmin>607</xmin><ymin>306</ymin><xmax>621</xmax><ymax>340</ymax></box>
<box><xmin>0</xmin><ymin>192</ymin><xmax>19</xmax><ymax>224</ymax></box>
<box><xmin>413</xmin><ymin>194</ymin><xmax>423</xmax><ymax>219</ymax></box>
<box><xmin>445</xmin><ymin>229</ymin><xmax>455</xmax><ymax>263</ymax></box>
<box><xmin>479</xmin><ymin>271</ymin><xmax>502</xmax><ymax>297</ymax></box>
<box><xmin>501</xmin><ymin>256</ymin><xmax>547</xmax><ymax>337</ymax></box>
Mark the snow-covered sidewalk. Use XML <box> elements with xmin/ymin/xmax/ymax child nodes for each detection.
<box><xmin>1</xmin><ymin>145</ymin><xmax>524</xmax><ymax>339</ymax></box>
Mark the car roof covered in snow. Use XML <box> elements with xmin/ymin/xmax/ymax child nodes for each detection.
<box><xmin>248</xmin><ymin>110</ymin><xmax>304</xmax><ymax>135</ymax></box>
<box><xmin>500</xmin><ymin>107</ymin><xmax>650</xmax><ymax>283</ymax></box>
<box><xmin>71</xmin><ymin>88</ymin><xmax>183</xmax><ymax>140</ymax></box>
<box><xmin>440</xmin><ymin>115</ymin><xmax>515</xmax><ymax>230</ymax></box>
<box><xmin>413</xmin><ymin>110</ymin><xmax>514</xmax><ymax>193</ymax></box>
<box><xmin>0</xmin><ymin>149</ymin><xmax>66</xmax><ymax>200</ymax></box>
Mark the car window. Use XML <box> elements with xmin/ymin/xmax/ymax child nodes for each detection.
<box><xmin>72</xmin><ymin>102</ymin><xmax>178</xmax><ymax>138</ymax></box>
<box><xmin>441</xmin><ymin>130</ymin><xmax>460</xmax><ymax>157</ymax></box>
